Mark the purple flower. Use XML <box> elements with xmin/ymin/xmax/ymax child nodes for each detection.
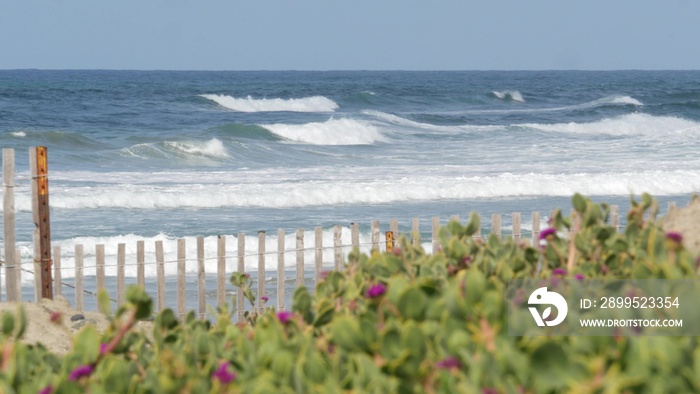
<box><xmin>436</xmin><ymin>357</ymin><xmax>462</xmax><ymax>370</ymax></box>
<box><xmin>39</xmin><ymin>386</ymin><xmax>53</xmax><ymax>394</ymax></box>
<box><xmin>552</xmin><ymin>268</ymin><xmax>567</xmax><ymax>276</ymax></box>
<box><xmin>666</xmin><ymin>231</ymin><xmax>683</xmax><ymax>243</ymax></box>
<box><xmin>261</xmin><ymin>296</ymin><xmax>269</xmax><ymax>303</ymax></box>
<box><xmin>100</xmin><ymin>343</ymin><xmax>108</xmax><ymax>354</ymax></box>
<box><xmin>69</xmin><ymin>364</ymin><xmax>94</xmax><ymax>381</ymax></box>
<box><xmin>212</xmin><ymin>361</ymin><xmax>236</xmax><ymax>384</ymax></box>
<box><xmin>277</xmin><ymin>311</ymin><xmax>293</xmax><ymax>324</ymax></box>
<box><xmin>574</xmin><ymin>274</ymin><xmax>585</xmax><ymax>281</ymax></box>
<box><xmin>482</xmin><ymin>389</ymin><xmax>499</xmax><ymax>394</ymax></box>
<box><xmin>540</xmin><ymin>228</ymin><xmax>557</xmax><ymax>240</ymax></box>
<box><xmin>365</xmin><ymin>283</ymin><xmax>387</xmax><ymax>299</ymax></box>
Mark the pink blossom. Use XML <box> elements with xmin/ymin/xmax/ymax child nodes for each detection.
<box><xmin>666</xmin><ymin>231</ymin><xmax>683</xmax><ymax>243</ymax></box>
<box><xmin>69</xmin><ymin>364</ymin><xmax>94</xmax><ymax>381</ymax></box>
<box><xmin>365</xmin><ymin>283</ymin><xmax>387</xmax><ymax>299</ymax></box>
<box><xmin>540</xmin><ymin>228</ymin><xmax>557</xmax><ymax>240</ymax></box>
<box><xmin>277</xmin><ymin>311</ymin><xmax>294</xmax><ymax>324</ymax></box>
<box><xmin>552</xmin><ymin>268</ymin><xmax>567</xmax><ymax>276</ymax></box>
<box><xmin>211</xmin><ymin>361</ymin><xmax>236</xmax><ymax>384</ymax></box>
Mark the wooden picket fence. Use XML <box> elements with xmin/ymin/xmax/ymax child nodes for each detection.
<box><xmin>45</xmin><ymin>209</ymin><xmax>617</xmax><ymax>321</ymax></box>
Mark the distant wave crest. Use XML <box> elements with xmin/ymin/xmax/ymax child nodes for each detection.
<box><xmin>261</xmin><ymin>118</ymin><xmax>386</xmax><ymax>145</ymax></box>
<box><xmin>492</xmin><ymin>90</ymin><xmax>525</xmax><ymax>102</ymax></box>
<box><xmin>120</xmin><ymin>138</ymin><xmax>229</xmax><ymax>161</ymax></box>
<box><xmin>200</xmin><ymin>94</ymin><xmax>338</xmax><ymax>113</ymax></box>
<box><xmin>522</xmin><ymin>113</ymin><xmax>699</xmax><ymax>137</ymax></box>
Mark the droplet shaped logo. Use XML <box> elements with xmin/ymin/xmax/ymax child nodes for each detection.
<box><xmin>528</xmin><ymin>287</ymin><xmax>568</xmax><ymax>327</ymax></box>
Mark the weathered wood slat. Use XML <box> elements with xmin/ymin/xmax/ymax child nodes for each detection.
<box><xmin>117</xmin><ymin>243</ymin><xmax>126</xmax><ymax>306</ymax></box>
<box><xmin>3</xmin><ymin>148</ymin><xmax>17</xmax><ymax>301</ymax></box>
<box><xmin>371</xmin><ymin>220</ymin><xmax>380</xmax><ymax>251</ymax></box>
<box><xmin>351</xmin><ymin>223</ymin><xmax>360</xmax><ymax>250</ymax></box>
<box><xmin>314</xmin><ymin>227</ymin><xmax>322</xmax><ymax>281</ymax></box>
<box><xmin>512</xmin><ymin>212</ymin><xmax>521</xmax><ymax>244</ymax></box>
<box><xmin>96</xmin><ymin>244</ymin><xmax>105</xmax><ymax>293</ymax></box>
<box><xmin>258</xmin><ymin>231</ymin><xmax>266</xmax><ymax>314</ymax></box>
<box><xmin>277</xmin><ymin>229</ymin><xmax>285</xmax><ymax>311</ymax></box>
<box><xmin>75</xmin><ymin>244</ymin><xmax>84</xmax><ymax>311</ymax></box>
<box><xmin>333</xmin><ymin>225</ymin><xmax>342</xmax><ymax>270</ymax></box>
<box><xmin>155</xmin><ymin>240</ymin><xmax>165</xmax><ymax>311</ymax></box>
<box><xmin>532</xmin><ymin>211</ymin><xmax>541</xmax><ymax>246</ymax></box>
<box><xmin>432</xmin><ymin>216</ymin><xmax>439</xmax><ymax>253</ymax></box>
<box><xmin>197</xmin><ymin>236</ymin><xmax>206</xmax><ymax>319</ymax></box>
<box><xmin>177</xmin><ymin>239</ymin><xmax>186</xmax><ymax>318</ymax></box>
<box><xmin>297</xmin><ymin>228</ymin><xmax>305</xmax><ymax>286</ymax></box>
<box><xmin>491</xmin><ymin>214</ymin><xmax>502</xmax><ymax>239</ymax></box>
<box><xmin>137</xmin><ymin>240</ymin><xmax>145</xmax><ymax>288</ymax></box>
<box><xmin>237</xmin><ymin>233</ymin><xmax>245</xmax><ymax>321</ymax></box>
<box><xmin>217</xmin><ymin>235</ymin><xmax>226</xmax><ymax>308</ymax></box>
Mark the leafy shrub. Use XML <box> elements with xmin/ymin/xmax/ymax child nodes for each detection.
<box><xmin>1</xmin><ymin>194</ymin><xmax>699</xmax><ymax>393</ymax></box>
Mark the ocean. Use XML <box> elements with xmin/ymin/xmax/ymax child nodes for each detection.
<box><xmin>1</xmin><ymin>70</ymin><xmax>699</xmax><ymax>311</ymax></box>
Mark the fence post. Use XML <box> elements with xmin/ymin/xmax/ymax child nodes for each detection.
<box><xmin>75</xmin><ymin>244</ymin><xmax>84</xmax><ymax>311</ymax></box>
<box><xmin>155</xmin><ymin>240</ymin><xmax>165</xmax><ymax>312</ymax></box>
<box><xmin>3</xmin><ymin>148</ymin><xmax>18</xmax><ymax>301</ymax></box>
<box><xmin>386</xmin><ymin>231</ymin><xmax>395</xmax><ymax>251</ymax></box>
<box><xmin>258</xmin><ymin>231</ymin><xmax>266</xmax><ymax>314</ymax></box>
<box><xmin>277</xmin><ymin>229</ymin><xmax>285</xmax><ymax>311</ymax></box>
<box><xmin>431</xmin><ymin>216</ymin><xmax>440</xmax><ymax>253</ymax></box>
<box><xmin>314</xmin><ymin>227</ymin><xmax>322</xmax><ymax>281</ymax></box>
<box><xmin>532</xmin><ymin>212</ymin><xmax>541</xmax><ymax>246</ymax></box>
<box><xmin>137</xmin><ymin>240</ymin><xmax>145</xmax><ymax>288</ymax></box>
<box><xmin>512</xmin><ymin>212</ymin><xmax>521</xmax><ymax>244</ymax></box>
<box><xmin>177</xmin><ymin>239</ymin><xmax>186</xmax><ymax>319</ymax></box>
<box><xmin>297</xmin><ymin>228</ymin><xmax>305</xmax><ymax>287</ymax></box>
<box><xmin>491</xmin><ymin>214</ymin><xmax>502</xmax><ymax>239</ymax></box>
<box><xmin>217</xmin><ymin>235</ymin><xmax>226</xmax><ymax>308</ymax></box>
<box><xmin>30</xmin><ymin>146</ymin><xmax>53</xmax><ymax>300</ymax></box>
<box><xmin>237</xmin><ymin>233</ymin><xmax>245</xmax><ymax>321</ymax></box>
<box><xmin>333</xmin><ymin>225</ymin><xmax>342</xmax><ymax>270</ymax></box>
<box><xmin>371</xmin><ymin>221</ymin><xmax>380</xmax><ymax>251</ymax></box>
<box><xmin>117</xmin><ymin>243</ymin><xmax>126</xmax><ymax>306</ymax></box>
<box><xmin>197</xmin><ymin>236</ymin><xmax>206</xmax><ymax>319</ymax></box>
<box><xmin>351</xmin><ymin>223</ymin><xmax>360</xmax><ymax>250</ymax></box>
<box><xmin>96</xmin><ymin>244</ymin><xmax>105</xmax><ymax>293</ymax></box>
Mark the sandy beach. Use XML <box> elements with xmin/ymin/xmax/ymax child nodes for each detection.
<box><xmin>0</xmin><ymin>295</ymin><xmax>152</xmax><ymax>355</ymax></box>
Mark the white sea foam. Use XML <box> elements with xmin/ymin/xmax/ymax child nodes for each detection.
<box><xmin>200</xmin><ymin>94</ymin><xmax>338</xmax><ymax>113</ymax></box>
<box><xmin>7</xmin><ymin>169</ymin><xmax>700</xmax><ymax>212</ymax></box>
<box><xmin>11</xmin><ymin>131</ymin><xmax>27</xmax><ymax>137</ymax></box>
<box><xmin>261</xmin><ymin>118</ymin><xmax>387</xmax><ymax>145</ymax></box>
<box><xmin>493</xmin><ymin>90</ymin><xmax>525</xmax><ymax>102</ymax></box>
<box><xmin>523</xmin><ymin>113</ymin><xmax>699</xmax><ymax>137</ymax></box>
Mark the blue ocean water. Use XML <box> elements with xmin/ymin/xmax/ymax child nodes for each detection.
<box><xmin>1</xmin><ymin>70</ymin><xmax>699</xmax><ymax>308</ymax></box>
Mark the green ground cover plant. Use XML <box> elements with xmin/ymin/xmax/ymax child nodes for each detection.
<box><xmin>0</xmin><ymin>194</ymin><xmax>699</xmax><ymax>393</ymax></box>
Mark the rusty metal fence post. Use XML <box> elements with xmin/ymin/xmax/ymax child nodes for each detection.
<box><xmin>30</xmin><ymin>146</ymin><xmax>53</xmax><ymax>300</ymax></box>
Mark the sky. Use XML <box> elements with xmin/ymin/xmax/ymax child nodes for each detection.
<box><xmin>2</xmin><ymin>0</ymin><xmax>699</xmax><ymax>71</ymax></box>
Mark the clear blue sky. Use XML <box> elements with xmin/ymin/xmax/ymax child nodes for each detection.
<box><xmin>2</xmin><ymin>0</ymin><xmax>699</xmax><ymax>70</ymax></box>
